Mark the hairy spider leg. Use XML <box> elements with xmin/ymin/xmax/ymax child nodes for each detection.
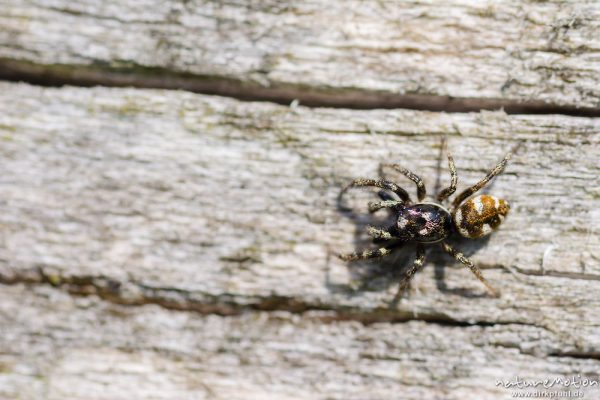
<box><xmin>451</xmin><ymin>150</ymin><xmax>513</xmax><ymax>210</ymax></box>
<box><xmin>381</xmin><ymin>164</ymin><xmax>426</xmax><ymax>202</ymax></box>
<box><xmin>368</xmin><ymin>189</ymin><xmax>405</xmax><ymax>213</ymax></box>
<box><xmin>366</xmin><ymin>225</ymin><xmax>400</xmax><ymax>240</ymax></box>
<box><xmin>341</xmin><ymin>178</ymin><xmax>411</xmax><ymax>204</ymax></box>
<box><xmin>338</xmin><ymin>241</ymin><xmax>403</xmax><ymax>262</ymax></box>
<box><xmin>368</xmin><ymin>199</ymin><xmax>405</xmax><ymax>213</ymax></box>
<box><xmin>441</xmin><ymin>242</ymin><xmax>500</xmax><ymax>297</ymax></box>
<box><xmin>437</xmin><ymin>151</ymin><xmax>457</xmax><ymax>202</ymax></box>
<box><xmin>394</xmin><ymin>243</ymin><xmax>426</xmax><ymax>300</ymax></box>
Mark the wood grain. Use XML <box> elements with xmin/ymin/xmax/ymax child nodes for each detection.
<box><xmin>2</xmin><ymin>284</ymin><xmax>600</xmax><ymax>400</ymax></box>
<box><xmin>0</xmin><ymin>83</ymin><xmax>598</xmax><ymax>360</ymax></box>
<box><xmin>0</xmin><ymin>1</ymin><xmax>599</xmax><ymax>110</ymax></box>
<box><xmin>1</xmin><ymin>1</ymin><xmax>600</xmax><ymax>396</ymax></box>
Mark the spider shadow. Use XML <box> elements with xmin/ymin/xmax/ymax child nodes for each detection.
<box><xmin>331</xmin><ymin>139</ymin><xmax>502</xmax><ymax>303</ymax></box>
<box><xmin>329</xmin><ymin>140</ymin><xmax>448</xmax><ymax>298</ymax></box>
<box><xmin>332</xmin><ymin>188</ymin><xmax>418</xmax><ymax>298</ymax></box>
<box><xmin>334</xmin><ymin>190</ymin><xmax>498</xmax><ymax>302</ymax></box>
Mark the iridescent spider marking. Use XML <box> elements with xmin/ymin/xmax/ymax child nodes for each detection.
<box><xmin>339</xmin><ymin>142</ymin><xmax>516</xmax><ymax>298</ymax></box>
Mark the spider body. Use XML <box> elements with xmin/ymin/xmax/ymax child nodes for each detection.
<box><xmin>339</xmin><ymin>143</ymin><xmax>516</xmax><ymax>299</ymax></box>
<box><xmin>395</xmin><ymin>203</ymin><xmax>452</xmax><ymax>243</ymax></box>
<box><xmin>454</xmin><ymin>194</ymin><xmax>509</xmax><ymax>239</ymax></box>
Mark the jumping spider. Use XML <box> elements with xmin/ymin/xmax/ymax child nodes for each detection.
<box><xmin>339</xmin><ymin>144</ymin><xmax>515</xmax><ymax>298</ymax></box>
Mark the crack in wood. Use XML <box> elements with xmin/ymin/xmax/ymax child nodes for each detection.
<box><xmin>0</xmin><ymin>268</ymin><xmax>538</xmax><ymax>330</ymax></box>
<box><xmin>548</xmin><ymin>351</ymin><xmax>600</xmax><ymax>362</ymax></box>
<box><xmin>1</xmin><ymin>58</ymin><xmax>599</xmax><ymax>117</ymax></box>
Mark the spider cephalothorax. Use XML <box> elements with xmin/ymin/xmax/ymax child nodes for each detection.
<box><xmin>339</xmin><ymin>143</ymin><xmax>515</xmax><ymax>298</ymax></box>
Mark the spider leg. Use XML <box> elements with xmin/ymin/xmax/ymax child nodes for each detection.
<box><xmin>437</xmin><ymin>151</ymin><xmax>457</xmax><ymax>202</ymax></box>
<box><xmin>451</xmin><ymin>149</ymin><xmax>513</xmax><ymax>209</ymax></box>
<box><xmin>441</xmin><ymin>242</ymin><xmax>500</xmax><ymax>297</ymax></box>
<box><xmin>368</xmin><ymin>199</ymin><xmax>404</xmax><ymax>213</ymax></box>
<box><xmin>366</xmin><ymin>225</ymin><xmax>400</xmax><ymax>240</ymax></box>
<box><xmin>338</xmin><ymin>241</ymin><xmax>402</xmax><ymax>262</ymax></box>
<box><xmin>394</xmin><ymin>243</ymin><xmax>426</xmax><ymax>300</ymax></box>
<box><xmin>381</xmin><ymin>164</ymin><xmax>426</xmax><ymax>202</ymax></box>
<box><xmin>341</xmin><ymin>178</ymin><xmax>411</xmax><ymax>203</ymax></box>
<box><xmin>368</xmin><ymin>190</ymin><xmax>405</xmax><ymax>213</ymax></box>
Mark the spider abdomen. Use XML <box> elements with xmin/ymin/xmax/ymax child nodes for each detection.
<box><xmin>397</xmin><ymin>203</ymin><xmax>452</xmax><ymax>243</ymax></box>
<box><xmin>453</xmin><ymin>195</ymin><xmax>509</xmax><ymax>239</ymax></box>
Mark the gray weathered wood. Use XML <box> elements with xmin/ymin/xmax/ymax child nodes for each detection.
<box><xmin>0</xmin><ymin>82</ymin><xmax>599</xmax><ymax>369</ymax></box>
<box><xmin>2</xmin><ymin>284</ymin><xmax>600</xmax><ymax>400</ymax></box>
<box><xmin>1</xmin><ymin>1</ymin><xmax>600</xmax><ymax>395</ymax></box>
<box><xmin>1</xmin><ymin>1</ymin><xmax>599</xmax><ymax>109</ymax></box>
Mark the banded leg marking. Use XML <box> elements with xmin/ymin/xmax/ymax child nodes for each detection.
<box><xmin>395</xmin><ymin>243</ymin><xmax>426</xmax><ymax>298</ymax></box>
<box><xmin>437</xmin><ymin>151</ymin><xmax>457</xmax><ymax>202</ymax></box>
<box><xmin>452</xmin><ymin>150</ymin><xmax>514</xmax><ymax>209</ymax></box>
<box><xmin>342</xmin><ymin>178</ymin><xmax>411</xmax><ymax>203</ymax></box>
<box><xmin>441</xmin><ymin>242</ymin><xmax>500</xmax><ymax>297</ymax></box>
<box><xmin>381</xmin><ymin>164</ymin><xmax>426</xmax><ymax>202</ymax></box>
<box><xmin>338</xmin><ymin>243</ymin><xmax>400</xmax><ymax>262</ymax></box>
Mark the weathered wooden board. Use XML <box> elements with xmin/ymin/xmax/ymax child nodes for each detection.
<box><xmin>0</xmin><ymin>80</ymin><xmax>599</xmax><ymax>370</ymax></box>
<box><xmin>2</xmin><ymin>284</ymin><xmax>600</xmax><ymax>400</ymax></box>
<box><xmin>0</xmin><ymin>1</ymin><xmax>599</xmax><ymax>110</ymax></box>
<box><xmin>1</xmin><ymin>1</ymin><xmax>600</xmax><ymax>398</ymax></box>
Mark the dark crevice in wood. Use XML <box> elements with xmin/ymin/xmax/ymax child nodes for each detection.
<box><xmin>549</xmin><ymin>351</ymin><xmax>600</xmax><ymax>362</ymax></box>
<box><xmin>1</xmin><ymin>269</ymin><xmax>533</xmax><ymax>330</ymax></box>
<box><xmin>1</xmin><ymin>58</ymin><xmax>599</xmax><ymax>117</ymax></box>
